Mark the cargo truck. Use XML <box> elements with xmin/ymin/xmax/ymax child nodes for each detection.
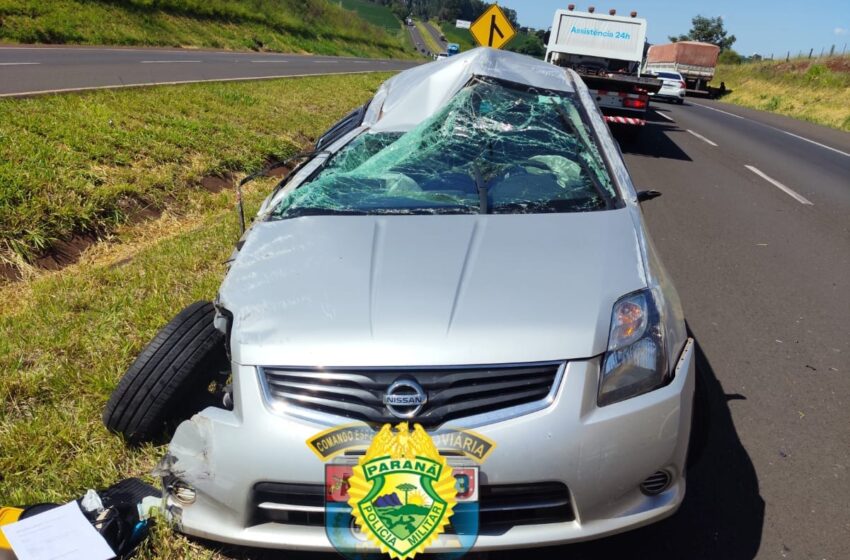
<box><xmin>645</xmin><ymin>41</ymin><xmax>720</xmax><ymax>95</ymax></box>
<box><xmin>545</xmin><ymin>5</ymin><xmax>661</xmax><ymax>127</ymax></box>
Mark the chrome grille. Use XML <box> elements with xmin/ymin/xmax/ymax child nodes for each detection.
<box><xmin>249</xmin><ymin>481</ymin><xmax>574</xmax><ymax>530</ymax></box>
<box><xmin>260</xmin><ymin>362</ymin><xmax>563</xmax><ymax>426</ymax></box>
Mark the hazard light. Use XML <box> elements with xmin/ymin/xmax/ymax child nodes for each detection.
<box><xmin>624</xmin><ymin>97</ymin><xmax>647</xmax><ymax>109</ymax></box>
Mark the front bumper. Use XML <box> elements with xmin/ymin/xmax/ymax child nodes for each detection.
<box><xmin>164</xmin><ymin>338</ymin><xmax>695</xmax><ymax>551</ymax></box>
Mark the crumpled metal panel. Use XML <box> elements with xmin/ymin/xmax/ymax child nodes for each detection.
<box><xmin>364</xmin><ymin>47</ymin><xmax>578</xmax><ymax>133</ymax></box>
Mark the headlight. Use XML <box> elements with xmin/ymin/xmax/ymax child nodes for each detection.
<box><xmin>598</xmin><ymin>289</ymin><xmax>669</xmax><ymax>406</ymax></box>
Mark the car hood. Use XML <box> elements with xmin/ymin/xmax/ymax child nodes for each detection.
<box><xmin>220</xmin><ymin>211</ymin><xmax>647</xmax><ymax>367</ymax></box>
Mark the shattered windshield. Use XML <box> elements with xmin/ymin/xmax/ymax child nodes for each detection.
<box><xmin>270</xmin><ymin>78</ymin><xmax>619</xmax><ymax>219</ymax></box>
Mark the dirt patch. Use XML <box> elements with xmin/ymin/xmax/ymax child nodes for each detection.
<box><xmin>774</xmin><ymin>60</ymin><xmax>812</xmax><ymax>73</ymax></box>
<box><xmin>117</xmin><ymin>197</ymin><xmax>164</xmax><ymax>224</ymax></box>
<box><xmin>0</xmin><ymin>262</ymin><xmax>22</xmax><ymax>282</ymax></box>
<box><xmin>200</xmin><ymin>172</ymin><xmax>236</xmax><ymax>193</ymax></box>
<box><xmin>825</xmin><ymin>57</ymin><xmax>850</xmax><ymax>74</ymax></box>
<box><xmin>34</xmin><ymin>233</ymin><xmax>99</xmax><ymax>271</ymax></box>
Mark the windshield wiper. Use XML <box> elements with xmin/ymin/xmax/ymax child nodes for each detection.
<box><xmin>278</xmin><ymin>207</ymin><xmax>368</xmax><ymax>219</ymax></box>
<box><xmin>553</xmin><ymin>104</ymin><xmax>615</xmax><ymax>210</ymax></box>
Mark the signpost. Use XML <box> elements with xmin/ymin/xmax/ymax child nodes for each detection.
<box><xmin>469</xmin><ymin>4</ymin><xmax>516</xmax><ymax>50</ymax></box>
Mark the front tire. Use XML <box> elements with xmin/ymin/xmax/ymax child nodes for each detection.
<box><xmin>103</xmin><ymin>301</ymin><xmax>228</xmax><ymax>444</ymax></box>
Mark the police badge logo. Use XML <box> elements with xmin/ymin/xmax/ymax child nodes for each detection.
<box><xmin>346</xmin><ymin>423</ymin><xmax>456</xmax><ymax>560</ymax></box>
<box><xmin>307</xmin><ymin>422</ymin><xmax>494</xmax><ymax>559</ymax></box>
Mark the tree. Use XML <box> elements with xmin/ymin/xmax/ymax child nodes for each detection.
<box><xmin>670</xmin><ymin>15</ymin><xmax>736</xmax><ymax>51</ymax></box>
<box><xmin>717</xmin><ymin>49</ymin><xmax>742</xmax><ymax>65</ymax></box>
<box><xmin>396</xmin><ymin>483</ymin><xmax>417</xmax><ymax>505</ymax></box>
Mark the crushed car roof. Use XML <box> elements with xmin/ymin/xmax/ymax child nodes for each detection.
<box><xmin>364</xmin><ymin>47</ymin><xmax>580</xmax><ymax>133</ymax></box>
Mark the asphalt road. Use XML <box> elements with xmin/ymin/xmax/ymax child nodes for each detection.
<box><xmin>536</xmin><ymin>99</ymin><xmax>850</xmax><ymax>560</ymax></box>
<box><xmin>423</xmin><ymin>21</ymin><xmax>449</xmax><ymax>52</ymax></box>
<box><xmin>2</xmin><ymin>49</ymin><xmax>849</xmax><ymax>558</ymax></box>
<box><xmin>0</xmin><ymin>45</ymin><xmax>418</xmax><ymax>96</ymax></box>
<box><xmin>406</xmin><ymin>23</ymin><xmax>432</xmax><ymax>56</ymax></box>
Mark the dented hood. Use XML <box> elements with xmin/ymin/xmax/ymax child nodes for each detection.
<box><xmin>219</xmin><ymin>211</ymin><xmax>646</xmax><ymax>367</ymax></box>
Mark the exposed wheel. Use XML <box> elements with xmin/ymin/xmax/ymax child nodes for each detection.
<box><xmin>103</xmin><ymin>301</ymin><xmax>229</xmax><ymax>444</ymax></box>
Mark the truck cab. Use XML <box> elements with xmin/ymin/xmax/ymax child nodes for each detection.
<box><xmin>545</xmin><ymin>6</ymin><xmax>660</xmax><ymax>127</ymax></box>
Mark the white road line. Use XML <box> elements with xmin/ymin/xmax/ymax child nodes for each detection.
<box><xmin>655</xmin><ymin>111</ymin><xmax>675</xmax><ymax>122</ymax></box>
<box><xmin>250</xmin><ymin>60</ymin><xmax>288</xmax><ymax>63</ymax></box>
<box><xmin>0</xmin><ymin>62</ymin><xmax>40</xmax><ymax>66</ymax></box>
<box><xmin>745</xmin><ymin>165</ymin><xmax>813</xmax><ymax>205</ymax></box>
<box><xmin>687</xmin><ymin>129</ymin><xmax>718</xmax><ymax>146</ymax></box>
<box><xmin>778</xmin><ymin>130</ymin><xmax>850</xmax><ymax>158</ymax></box>
<box><xmin>0</xmin><ymin>70</ymin><xmax>380</xmax><ymax>98</ymax></box>
<box><xmin>313</xmin><ymin>60</ymin><xmax>339</xmax><ymax>64</ymax></box>
<box><xmin>692</xmin><ymin>102</ymin><xmax>850</xmax><ymax>158</ymax></box>
<box><xmin>693</xmin><ymin>103</ymin><xmax>744</xmax><ymax>120</ymax></box>
<box><xmin>140</xmin><ymin>60</ymin><xmax>201</xmax><ymax>64</ymax></box>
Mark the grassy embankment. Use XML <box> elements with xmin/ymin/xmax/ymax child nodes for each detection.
<box><xmin>715</xmin><ymin>56</ymin><xmax>850</xmax><ymax>131</ymax></box>
<box><xmin>337</xmin><ymin>0</ymin><xmax>415</xmax><ymax>52</ymax></box>
<box><xmin>440</xmin><ymin>21</ymin><xmax>474</xmax><ymax>51</ymax></box>
<box><xmin>0</xmin><ymin>70</ymin><xmax>394</xmax><ymax>274</ymax></box>
<box><xmin>0</xmin><ymin>0</ymin><xmax>415</xmax><ymax>58</ymax></box>
<box><xmin>414</xmin><ymin>19</ymin><xmax>442</xmax><ymax>53</ymax></box>
<box><xmin>0</xmin><ymin>72</ymin><xmax>389</xmax><ymax>558</ymax></box>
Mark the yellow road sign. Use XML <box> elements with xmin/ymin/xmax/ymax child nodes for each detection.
<box><xmin>470</xmin><ymin>4</ymin><xmax>516</xmax><ymax>50</ymax></box>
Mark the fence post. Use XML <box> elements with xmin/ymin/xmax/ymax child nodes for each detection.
<box><xmin>786</xmin><ymin>51</ymin><xmax>790</xmax><ymax>61</ymax></box>
<box><xmin>829</xmin><ymin>44</ymin><xmax>835</xmax><ymax>56</ymax></box>
<box><xmin>819</xmin><ymin>47</ymin><xmax>823</xmax><ymax>58</ymax></box>
<box><xmin>808</xmin><ymin>48</ymin><xmax>813</xmax><ymax>59</ymax></box>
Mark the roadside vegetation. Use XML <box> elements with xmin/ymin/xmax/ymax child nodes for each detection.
<box><xmin>715</xmin><ymin>56</ymin><xmax>850</xmax><ymax>131</ymax></box>
<box><xmin>414</xmin><ymin>19</ymin><xmax>442</xmax><ymax>54</ymax></box>
<box><xmin>0</xmin><ymin>0</ymin><xmax>415</xmax><ymax>58</ymax></box>
<box><xmin>0</xmin><ymin>73</ymin><xmax>389</xmax><ymax>275</ymax></box>
<box><xmin>0</xmin><ymin>72</ymin><xmax>389</xmax><ymax>558</ymax></box>
<box><xmin>337</xmin><ymin>0</ymin><xmax>416</xmax><ymax>51</ymax></box>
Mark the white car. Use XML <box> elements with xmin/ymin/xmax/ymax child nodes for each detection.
<box><xmin>649</xmin><ymin>71</ymin><xmax>686</xmax><ymax>104</ymax></box>
<box><xmin>104</xmin><ymin>48</ymin><xmax>699</xmax><ymax>553</ymax></box>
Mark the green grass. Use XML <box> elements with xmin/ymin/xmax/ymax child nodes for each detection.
<box><xmin>715</xmin><ymin>56</ymin><xmax>850</xmax><ymax>131</ymax></box>
<box><xmin>413</xmin><ymin>19</ymin><xmax>442</xmax><ymax>54</ymax></box>
<box><xmin>439</xmin><ymin>21</ymin><xmax>474</xmax><ymax>51</ymax></box>
<box><xmin>0</xmin><ymin>72</ymin><xmax>390</xmax><ymax>270</ymax></box>
<box><xmin>337</xmin><ymin>0</ymin><xmax>401</xmax><ymax>33</ymax></box>
<box><xmin>0</xmin><ymin>0</ymin><xmax>416</xmax><ymax>58</ymax></box>
<box><xmin>0</xmin><ymin>72</ymin><xmax>389</xmax><ymax>559</ymax></box>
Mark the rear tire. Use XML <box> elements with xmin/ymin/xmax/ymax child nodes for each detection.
<box><xmin>103</xmin><ymin>301</ymin><xmax>228</xmax><ymax>444</ymax></box>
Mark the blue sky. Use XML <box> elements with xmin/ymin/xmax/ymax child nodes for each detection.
<box><xmin>497</xmin><ymin>0</ymin><xmax>850</xmax><ymax>57</ymax></box>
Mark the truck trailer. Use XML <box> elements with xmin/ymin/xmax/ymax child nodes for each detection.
<box><xmin>545</xmin><ymin>5</ymin><xmax>661</xmax><ymax>127</ymax></box>
<box><xmin>645</xmin><ymin>41</ymin><xmax>720</xmax><ymax>95</ymax></box>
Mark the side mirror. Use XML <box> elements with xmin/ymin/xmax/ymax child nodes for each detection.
<box><xmin>637</xmin><ymin>190</ymin><xmax>662</xmax><ymax>202</ymax></box>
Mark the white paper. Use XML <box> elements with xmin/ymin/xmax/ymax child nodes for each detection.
<box><xmin>0</xmin><ymin>501</ymin><xmax>115</xmax><ymax>560</ymax></box>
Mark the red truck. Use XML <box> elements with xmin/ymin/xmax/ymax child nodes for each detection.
<box><xmin>645</xmin><ymin>41</ymin><xmax>721</xmax><ymax>96</ymax></box>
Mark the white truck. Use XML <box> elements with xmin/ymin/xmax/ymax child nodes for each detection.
<box><xmin>545</xmin><ymin>5</ymin><xmax>661</xmax><ymax>127</ymax></box>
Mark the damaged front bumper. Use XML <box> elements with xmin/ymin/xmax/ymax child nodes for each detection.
<box><xmin>160</xmin><ymin>339</ymin><xmax>695</xmax><ymax>551</ymax></box>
